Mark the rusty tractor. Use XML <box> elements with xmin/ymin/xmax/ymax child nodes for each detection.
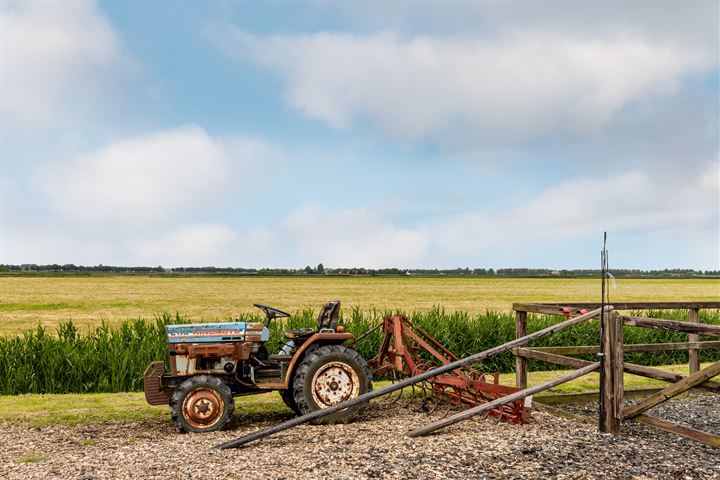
<box><xmin>143</xmin><ymin>301</ymin><xmax>372</xmax><ymax>433</ymax></box>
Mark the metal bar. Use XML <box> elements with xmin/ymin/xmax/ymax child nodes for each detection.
<box><xmin>352</xmin><ymin>322</ymin><xmax>382</xmax><ymax>345</ymax></box>
<box><xmin>404</xmin><ymin>319</ymin><xmax>460</xmax><ymax>361</ymax></box>
<box><xmin>598</xmin><ymin>237</ymin><xmax>608</xmax><ymax>433</ymax></box>
<box><xmin>407</xmin><ymin>362</ymin><xmax>601</xmax><ymax>438</ymax></box>
<box><xmin>402</xmin><ymin>325</ymin><xmax>452</xmax><ymax>366</ymax></box>
<box><xmin>214</xmin><ymin>307</ymin><xmax>605</xmax><ymax>449</ymax></box>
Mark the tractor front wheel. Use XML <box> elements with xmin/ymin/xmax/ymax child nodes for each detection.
<box><xmin>292</xmin><ymin>345</ymin><xmax>372</xmax><ymax>424</ymax></box>
<box><xmin>170</xmin><ymin>375</ymin><xmax>234</xmax><ymax>433</ymax></box>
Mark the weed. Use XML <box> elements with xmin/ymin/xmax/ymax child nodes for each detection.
<box><xmin>17</xmin><ymin>453</ymin><xmax>46</xmax><ymax>463</ymax></box>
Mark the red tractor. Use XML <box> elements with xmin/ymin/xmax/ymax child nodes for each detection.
<box><xmin>143</xmin><ymin>301</ymin><xmax>372</xmax><ymax>432</ymax></box>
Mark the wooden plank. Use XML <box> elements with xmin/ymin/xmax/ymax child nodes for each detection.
<box><xmin>514</xmin><ymin>348</ymin><xmax>720</xmax><ymax>392</ymax></box>
<box><xmin>622</xmin><ymin>361</ymin><xmax>720</xmax><ymax>419</ymax></box>
<box><xmin>621</xmin><ymin>315</ymin><xmax>720</xmax><ymax>337</ymax></box>
<box><xmin>688</xmin><ymin>308</ymin><xmax>700</xmax><ymax>374</ymax></box>
<box><xmin>512</xmin><ymin>303</ymin><xmax>579</xmax><ymax>316</ymax></box>
<box><xmin>530</xmin><ymin>341</ymin><xmax>720</xmax><ymax>354</ymax></box>
<box><xmin>514</xmin><ymin>348</ymin><xmax>589</xmax><ymax>369</ymax></box>
<box><xmin>622</xmin><ymin>363</ymin><xmax>720</xmax><ymax>392</ymax></box>
<box><xmin>611</xmin><ymin>313</ymin><xmax>624</xmax><ymax>427</ymax></box>
<box><xmin>600</xmin><ymin>311</ymin><xmax>623</xmax><ymax>434</ymax></box>
<box><xmin>533</xmin><ymin>402</ymin><xmax>597</xmax><ymax>426</ymax></box>
<box><xmin>407</xmin><ymin>362</ymin><xmax>601</xmax><ymax>438</ymax></box>
<box><xmin>536</xmin><ymin>388</ymin><xmax>664</xmax><ymax>405</ymax></box>
<box><xmin>530</xmin><ymin>302</ymin><xmax>720</xmax><ymax>310</ymax></box>
<box><xmin>633</xmin><ymin>414</ymin><xmax>720</xmax><ymax>447</ymax></box>
<box><xmin>515</xmin><ymin>311</ymin><xmax>528</xmax><ymax>389</ymax></box>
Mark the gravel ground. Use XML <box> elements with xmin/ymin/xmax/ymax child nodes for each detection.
<box><xmin>1</xmin><ymin>399</ymin><xmax>718</xmax><ymax>480</ymax></box>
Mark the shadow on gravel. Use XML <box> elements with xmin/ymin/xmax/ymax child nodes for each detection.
<box><xmin>227</xmin><ymin>411</ymin><xmax>296</xmax><ymax>430</ymax></box>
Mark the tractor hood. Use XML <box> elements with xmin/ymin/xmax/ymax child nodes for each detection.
<box><xmin>166</xmin><ymin>322</ymin><xmax>270</xmax><ymax>344</ymax></box>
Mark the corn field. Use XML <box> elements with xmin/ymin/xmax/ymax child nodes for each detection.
<box><xmin>0</xmin><ymin>308</ymin><xmax>718</xmax><ymax>395</ymax></box>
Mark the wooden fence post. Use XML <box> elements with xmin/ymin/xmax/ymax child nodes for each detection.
<box><xmin>515</xmin><ymin>310</ymin><xmax>528</xmax><ymax>389</ymax></box>
<box><xmin>688</xmin><ymin>308</ymin><xmax>700</xmax><ymax>374</ymax></box>
<box><xmin>601</xmin><ymin>310</ymin><xmax>623</xmax><ymax>434</ymax></box>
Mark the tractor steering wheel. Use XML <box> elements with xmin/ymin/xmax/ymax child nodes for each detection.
<box><xmin>253</xmin><ymin>304</ymin><xmax>291</xmax><ymax>327</ymax></box>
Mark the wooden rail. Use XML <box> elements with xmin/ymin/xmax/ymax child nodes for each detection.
<box><xmin>514</xmin><ymin>348</ymin><xmax>720</xmax><ymax>392</ymax></box>
<box><xmin>621</xmin><ymin>315</ymin><xmax>720</xmax><ymax>337</ymax></box>
<box><xmin>622</xmin><ymin>362</ymin><xmax>720</xmax><ymax>419</ymax></box>
<box><xmin>513</xmin><ymin>301</ymin><xmax>720</xmax><ymax>313</ymax></box>
<box><xmin>527</xmin><ymin>341</ymin><xmax>720</xmax><ymax>355</ymax></box>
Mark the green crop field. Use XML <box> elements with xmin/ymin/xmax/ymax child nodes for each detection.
<box><xmin>0</xmin><ymin>275</ymin><xmax>717</xmax><ymax>396</ymax></box>
<box><xmin>1</xmin><ymin>276</ymin><xmax>718</xmax><ymax>334</ymax></box>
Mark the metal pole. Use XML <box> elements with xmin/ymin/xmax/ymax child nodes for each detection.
<box><xmin>598</xmin><ymin>232</ymin><xmax>608</xmax><ymax>432</ymax></box>
<box><xmin>214</xmin><ymin>307</ymin><xmax>604</xmax><ymax>450</ymax></box>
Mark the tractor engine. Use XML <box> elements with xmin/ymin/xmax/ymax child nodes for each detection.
<box><xmin>166</xmin><ymin>322</ymin><xmax>269</xmax><ymax>376</ymax></box>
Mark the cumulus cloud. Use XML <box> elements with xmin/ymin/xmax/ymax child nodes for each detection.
<box><xmin>433</xmin><ymin>162</ymin><xmax>720</xmax><ymax>264</ymax></box>
<box><xmin>0</xmin><ymin>0</ymin><xmax>130</xmax><ymax>127</ymax></box>
<box><xmin>279</xmin><ymin>204</ymin><xmax>430</xmax><ymax>268</ymax></box>
<box><xmin>212</xmin><ymin>28</ymin><xmax>715</xmax><ymax>147</ymax></box>
<box><xmin>134</xmin><ymin>224</ymin><xmax>242</xmax><ymax>267</ymax></box>
<box><xmin>330</xmin><ymin>1</ymin><xmax>718</xmax><ymax>50</ymax></box>
<box><xmin>35</xmin><ymin>126</ymin><xmax>279</xmax><ymax>226</ymax></box>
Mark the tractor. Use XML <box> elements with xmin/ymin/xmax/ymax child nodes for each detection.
<box><xmin>143</xmin><ymin>301</ymin><xmax>372</xmax><ymax>433</ymax></box>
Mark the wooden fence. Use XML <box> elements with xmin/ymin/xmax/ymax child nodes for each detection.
<box><xmin>512</xmin><ymin>301</ymin><xmax>720</xmax><ymax>446</ymax></box>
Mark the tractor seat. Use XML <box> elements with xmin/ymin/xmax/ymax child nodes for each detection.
<box><xmin>283</xmin><ymin>327</ymin><xmax>315</xmax><ymax>340</ymax></box>
<box><xmin>283</xmin><ymin>301</ymin><xmax>342</xmax><ymax>340</ymax></box>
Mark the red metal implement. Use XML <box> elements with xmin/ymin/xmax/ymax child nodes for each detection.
<box><xmin>367</xmin><ymin>315</ymin><xmax>530</xmax><ymax>424</ymax></box>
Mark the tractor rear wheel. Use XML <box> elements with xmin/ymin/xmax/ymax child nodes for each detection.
<box><xmin>170</xmin><ymin>375</ymin><xmax>234</xmax><ymax>433</ymax></box>
<box><xmin>292</xmin><ymin>345</ymin><xmax>372</xmax><ymax>424</ymax></box>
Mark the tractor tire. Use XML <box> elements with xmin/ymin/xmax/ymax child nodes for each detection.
<box><xmin>280</xmin><ymin>388</ymin><xmax>300</xmax><ymax>414</ymax></box>
<box><xmin>170</xmin><ymin>375</ymin><xmax>234</xmax><ymax>433</ymax></box>
<box><xmin>292</xmin><ymin>345</ymin><xmax>372</xmax><ymax>424</ymax></box>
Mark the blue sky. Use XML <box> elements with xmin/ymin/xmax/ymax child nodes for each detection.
<box><xmin>1</xmin><ymin>0</ymin><xmax>718</xmax><ymax>269</ymax></box>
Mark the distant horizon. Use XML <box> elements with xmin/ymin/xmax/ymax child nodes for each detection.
<box><xmin>3</xmin><ymin>263</ymin><xmax>718</xmax><ymax>276</ymax></box>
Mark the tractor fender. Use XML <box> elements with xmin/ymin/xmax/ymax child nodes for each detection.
<box><xmin>281</xmin><ymin>332</ymin><xmax>355</xmax><ymax>389</ymax></box>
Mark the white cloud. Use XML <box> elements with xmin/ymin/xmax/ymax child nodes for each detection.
<box><xmin>135</xmin><ymin>224</ymin><xmax>240</xmax><ymax>266</ymax></box>
<box><xmin>213</xmin><ymin>28</ymin><xmax>715</xmax><ymax>146</ymax></box>
<box><xmin>0</xmin><ymin>0</ymin><xmax>130</xmax><ymax>127</ymax></box>
<box><xmin>433</xmin><ymin>162</ymin><xmax>720</xmax><ymax>263</ymax></box>
<box><xmin>136</xmin><ymin>163</ymin><xmax>717</xmax><ymax>268</ymax></box>
<box><xmin>35</xmin><ymin>125</ymin><xmax>278</xmax><ymax>226</ymax></box>
<box><xmin>279</xmin><ymin>204</ymin><xmax>430</xmax><ymax>268</ymax></box>
<box><xmin>6</xmin><ymin>161</ymin><xmax>717</xmax><ymax>268</ymax></box>
<box><xmin>328</xmin><ymin>2</ymin><xmax>718</xmax><ymax>50</ymax></box>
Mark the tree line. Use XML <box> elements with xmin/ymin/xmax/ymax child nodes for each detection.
<box><xmin>1</xmin><ymin>263</ymin><xmax>717</xmax><ymax>277</ymax></box>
